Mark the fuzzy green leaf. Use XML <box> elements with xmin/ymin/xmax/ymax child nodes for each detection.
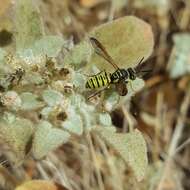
<box><xmin>25</xmin><ymin>72</ymin><xmax>44</xmax><ymax>85</ymax></box>
<box><xmin>167</xmin><ymin>34</ymin><xmax>190</xmax><ymax>78</ymax></box>
<box><xmin>89</xmin><ymin>16</ymin><xmax>154</xmax><ymax>72</ymax></box>
<box><xmin>96</xmin><ymin>128</ymin><xmax>148</xmax><ymax>181</ymax></box>
<box><xmin>40</xmin><ymin>107</ymin><xmax>52</xmax><ymax>119</ymax></box>
<box><xmin>20</xmin><ymin>92</ymin><xmax>44</xmax><ymax>110</ymax></box>
<box><xmin>16</xmin><ymin>35</ymin><xmax>65</xmax><ymax>65</ymax></box>
<box><xmin>15</xmin><ymin>0</ymin><xmax>43</xmax><ymax>52</ymax></box>
<box><xmin>72</xmin><ymin>72</ymin><xmax>86</xmax><ymax>90</ymax></box>
<box><xmin>63</xmin><ymin>41</ymin><xmax>92</xmax><ymax>69</ymax></box>
<box><xmin>0</xmin><ymin>113</ymin><xmax>34</xmax><ymax>160</ymax></box>
<box><xmin>42</xmin><ymin>89</ymin><xmax>63</xmax><ymax>107</ymax></box>
<box><xmin>1</xmin><ymin>91</ymin><xmax>22</xmax><ymax>110</ymax></box>
<box><xmin>77</xmin><ymin>103</ymin><xmax>95</xmax><ymax>130</ymax></box>
<box><xmin>62</xmin><ymin>106</ymin><xmax>83</xmax><ymax>135</ymax></box>
<box><xmin>126</xmin><ymin>78</ymin><xmax>145</xmax><ymax>97</ymax></box>
<box><xmin>32</xmin><ymin>35</ymin><xmax>65</xmax><ymax>57</ymax></box>
<box><xmin>104</xmin><ymin>91</ymin><xmax>120</xmax><ymax>111</ymax></box>
<box><xmin>98</xmin><ymin>113</ymin><xmax>112</xmax><ymax>126</ymax></box>
<box><xmin>32</xmin><ymin>121</ymin><xmax>70</xmax><ymax>159</ymax></box>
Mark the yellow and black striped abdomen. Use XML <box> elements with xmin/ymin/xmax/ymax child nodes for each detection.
<box><xmin>85</xmin><ymin>71</ymin><xmax>111</xmax><ymax>89</ymax></box>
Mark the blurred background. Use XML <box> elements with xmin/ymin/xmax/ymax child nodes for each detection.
<box><xmin>0</xmin><ymin>0</ymin><xmax>190</xmax><ymax>190</ymax></box>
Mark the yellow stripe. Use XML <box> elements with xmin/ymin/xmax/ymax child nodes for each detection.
<box><xmin>86</xmin><ymin>71</ymin><xmax>111</xmax><ymax>89</ymax></box>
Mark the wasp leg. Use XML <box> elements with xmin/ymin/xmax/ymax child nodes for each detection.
<box><xmin>87</xmin><ymin>86</ymin><xmax>108</xmax><ymax>100</ymax></box>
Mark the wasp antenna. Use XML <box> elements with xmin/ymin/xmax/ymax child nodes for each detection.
<box><xmin>138</xmin><ymin>57</ymin><xmax>144</xmax><ymax>65</ymax></box>
<box><xmin>140</xmin><ymin>69</ymin><xmax>152</xmax><ymax>73</ymax></box>
<box><xmin>135</xmin><ymin>57</ymin><xmax>145</xmax><ymax>73</ymax></box>
<box><xmin>136</xmin><ymin>69</ymin><xmax>152</xmax><ymax>78</ymax></box>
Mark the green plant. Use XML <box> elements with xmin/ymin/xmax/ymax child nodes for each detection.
<box><xmin>0</xmin><ymin>0</ymin><xmax>154</xmax><ymax>182</ymax></box>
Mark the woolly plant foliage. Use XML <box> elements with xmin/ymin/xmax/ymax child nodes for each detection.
<box><xmin>96</xmin><ymin>128</ymin><xmax>148</xmax><ymax>181</ymax></box>
<box><xmin>0</xmin><ymin>0</ymin><xmax>154</xmax><ymax>181</ymax></box>
<box><xmin>167</xmin><ymin>33</ymin><xmax>190</xmax><ymax>78</ymax></box>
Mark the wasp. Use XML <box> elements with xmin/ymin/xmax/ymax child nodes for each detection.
<box><xmin>85</xmin><ymin>37</ymin><xmax>148</xmax><ymax>99</ymax></box>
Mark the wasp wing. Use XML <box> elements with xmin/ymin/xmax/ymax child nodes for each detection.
<box><xmin>90</xmin><ymin>37</ymin><xmax>119</xmax><ymax>70</ymax></box>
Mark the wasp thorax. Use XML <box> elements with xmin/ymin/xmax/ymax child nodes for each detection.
<box><xmin>110</xmin><ymin>69</ymin><xmax>128</xmax><ymax>83</ymax></box>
